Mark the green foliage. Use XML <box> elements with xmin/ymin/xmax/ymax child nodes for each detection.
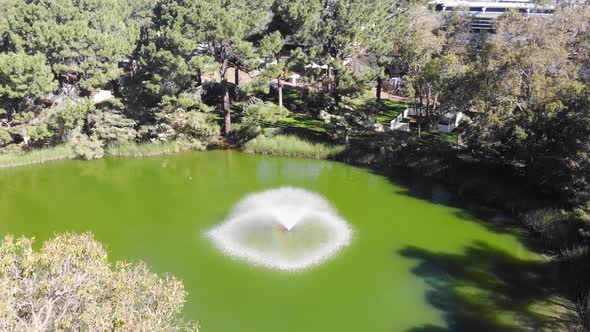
<box><xmin>154</xmin><ymin>93</ymin><xmax>220</xmax><ymax>148</ymax></box>
<box><xmin>391</xmin><ymin>5</ymin><xmax>442</xmax><ymax>73</ymax></box>
<box><xmin>243</xmin><ymin>134</ymin><xmax>345</xmax><ymax>159</ymax></box>
<box><xmin>0</xmin><ymin>0</ymin><xmax>13</xmax><ymax>36</ymax></box>
<box><xmin>231</xmin><ymin>100</ymin><xmax>288</xmax><ymax>144</ymax></box>
<box><xmin>272</xmin><ymin>0</ymin><xmax>323</xmax><ymax>43</ymax></box>
<box><xmin>139</xmin><ymin>44</ymin><xmax>196</xmax><ymax>99</ymax></box>
<box><xmin>229</xmin><ymin>122</ymin><xmax>263</xmax><ymax>146</ymax></box>
<box><xmin>282</xmin><ymin>0</ymin><xmax>393</xmax><ymax>97</ymax></box>
<box><xmin>319</xmin><ymin>95</ymin><xmax>377</xmax><ymax>142</ymax></box>
<box><xmin>260</xmin><ymin>31</ymin><xmax>284</xmax><ymax>58</ymax></box>
<box><xmin>26</xmin><ymin>122</ymin><xmax>52</xmax><ymax>144</ymax></box>
<box><xmin>242</xmin><ymin>100</ymin><xmax>289</xmax><ymax>124</ymax></box>
<box><xmin>0</xmin><ymin>52</ymin><xmax>56</xmax><ymax>100</ymax></box>
<box><xmin>91</xmin><ymin>101</ymin><xmax>138</xmax><ymax>145</ymax></box>
<box><xmin>157</xmin><ymin>110</ymin><xmax>219</xmax><ymax>149</ymax></box>
<box><xmin>71</xmin><ymin>132</ymin><xmax>104</xmax><ymax>160</ymax></box>
<box><xmin>0</xmin><ymin>233</ymin><xmax>197</xmax><ymax>331</ymax></box>
<box><xmin>0</xmin><ymin>127</ymin><xmax>12</xmax><ymax>147</ymax></box>
<box><xmin>254</xmin><ymin>31</ymin><xmax>288</xmax><ymax>97</ymax></box>
<box><xmin>91</xmin><ymin>110</ymin><xmax>138</xmax><ymax>145</ymax></box>
<box><xmin>4</xmin><ymin>0</ymin><xmax>142</xmax><ymax>92</ymax></box>
<box><xmin>49</xmin><ymin>101</ymin><xmax>95</xmax><ymax>144</ymax></box>
<box><xmin>141</xmin><ymin>0</ymin><xmax>273</xmax><ymax>133</ymax></box>
<box><xmin>454</xmin><ymin>10</ymin><xmax>590</xmax><ymax>210</ymax></box>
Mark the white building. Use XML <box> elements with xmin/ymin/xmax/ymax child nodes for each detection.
<box><xmin>390</xmin><ymin>108</ymin><xmax>465</xmax><ymax>133</ymax></box>
<box><xmin>434</xmin><ymin>0</ymin><xmax>554</xmax><ymax>31</ymax></box>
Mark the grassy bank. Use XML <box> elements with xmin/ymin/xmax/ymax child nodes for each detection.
<box><xmin>243</xmin><ymin>135</ymin><xmax>345</xmax><ymax>159</ymax></box>
<box><xmin>0</xmin><ymin>145</ymin><xmax>76</xmax><ymax>169</ymax></box>
<box><xmin>0</xmin><ymin>142</ymin><xmax>194</xmax><ymax>169</ymax></box>
<box><xmin>105</xmin><ymin>141</ymin><xmax>191</xmax><ymax>158</ymax></box>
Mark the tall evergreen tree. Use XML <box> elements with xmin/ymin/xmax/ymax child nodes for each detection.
<box><xmin>147</xmin><ymin>0</ymin><xmax>273</xmax><ymax>135</ymax></box>
<box><xmin>259</xmin><ymin>31</ymin><xmax>287</xmax><ymax>107</ymax></box>
<box><xmin>292</xmin><ymin>0</ymin><xmax>389</xmax><ymax>99</ymax></box>
<box><xmin>4</xmin><ymin>0</ymin><xmax>144</xmax><ymax>94</ymax></box>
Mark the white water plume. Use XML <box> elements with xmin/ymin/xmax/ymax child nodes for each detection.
<box><xmin>207</xmin><ymin>187</ymin><xmax>353</xmax><ymax>271</ymax></box>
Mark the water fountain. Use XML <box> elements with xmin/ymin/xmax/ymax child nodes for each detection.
<box><xmin>207</xmin><ymin>187</ymin><xmax>353</xmax><ymax>271</ymax></box>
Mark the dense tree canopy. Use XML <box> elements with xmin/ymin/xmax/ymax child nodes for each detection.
<box><xmin>0</xmin><ymin>52</ymin><xmax>56</xmax><ymax>101</ymax></box>
<box><xmin>141</xmin><ymin>0</ymin><xmax>273</xmax><ymax>134</ymax></box>
<box><xmin>3</xmin><ymin>0</ymin><xmax>143</xmax><ymax>93</ymax></box>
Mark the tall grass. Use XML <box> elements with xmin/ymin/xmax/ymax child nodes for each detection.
<box><xmin>106</xmin><ymin>141</ymin><xmax>190</xmax><ymax>158</ymax></box>
<box><xmin>0</xmin><ymin>145</ymin><xmax>76</xmax><ymax>169</ymax></box>
<box><xmin>243</xmin><ymin>135</ymin><xmax>345</xmax><ymax>159</ymax></box>
<box><xmin>521</xmin><ymin>208</ymin><xmax>572</xmax><ymax>247</ymax></box>
<box><xmin>0</xmin><ymin>141</ymin><xmax>196</xmax><ymax>170</ymax></box>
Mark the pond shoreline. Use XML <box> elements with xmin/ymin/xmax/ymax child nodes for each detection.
<box><xmin>0</xmin><ymin>142</ymin><xmax>197</xmax><ymax>169</ymax></box>
<box><xmin>0</xmin><ymin>141</ymin><xmax>566</xmax><ymax>220</ymax></box>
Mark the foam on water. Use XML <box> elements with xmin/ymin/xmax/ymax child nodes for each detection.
<box><xmin>207</xmin><ymin>187</ymin><xmax>353</xmax><ymax>271</ymax></box>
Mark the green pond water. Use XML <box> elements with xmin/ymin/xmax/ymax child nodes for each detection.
<box><xmin>0</xmin><ymin>151</ymin><xmax>555</xmax><ymax>331</ymax></box>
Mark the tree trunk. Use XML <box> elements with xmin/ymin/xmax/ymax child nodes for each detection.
<box><xmin>418</xmin><ymin>94</ymin><xmax>423</xmax><ymax>138</ymax></box>
<box><xmin>234</xmin><ymin>67</ymin><xmax>240</xmax><ymax>102</ymax></box>
<box><xmin>426</xmin><ymin>86</ymin><xmax>433</xmax><ymax>126</ymax></box>
<box><xmin>327</xmin><ymin>66</ymin><xmax>332</xmax><ymax>93</ymax></box>
<box><xmin>333</xmin><ymin>69</ymin><xmax>341</xmax><ymax>103</ymax></box>
<box><xmin>222</xmin><ymin>79</ymin><xmax>231</xmax><ymax>135</ymax></box>
<box><xmin>433</xmin><ymin>92</ymin><xmax>439</xmax><ymax>112</ymax></box>
<box><xmin>196</xmin><ymin>68</ymin><xmax>202</xmax><ymax>86</ymax></box>
<box><xmin>111</xmin><ymin>80</ymin><xmax>121</xmax><ymax>98</ymax></box>
<box><xmin>277</xmin><ymin>76</ymin><xmax>283</xmax><ymax>108</ymax></box>
<box><xmin>425</xmin><ymin>89</ymin><xmax>431</xmax><ymax>128</ymax></box>
<box><xmin>21</xmin><ymin>127</ymin><xmax>30</xmax><ymax>147</ymax></box>
<box><xmin>376</xmin><ymin>77</ymin><xmax>383</xmax><ymax>101</ymax></box>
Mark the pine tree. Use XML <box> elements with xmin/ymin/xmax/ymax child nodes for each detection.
<box><xmin>5</xmin><ymin>0</ymin><xmax>143</xmax><ymax>94</ymax></box>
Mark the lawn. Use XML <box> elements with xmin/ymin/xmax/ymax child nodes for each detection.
<box><xmin>276</xmin><ymin>113</ymin><xmax>325</xmax><ymax>133</ymax></box>
<box><xmin>272</xmin><ymin>112</ymin><xmax>329</xmax><ymax>142</ymax></box>
<box><xmin>421</xmin><ymin>130</ymin><xmax>459</xmax><ymax>145</ymax></box>
<box><xmin>375</xmin><ymin>99</ymin><xmax>407</xmax><ymax>125</ymax></box>
<box><xmin>272</xmin><ymin>98</ymin><xmax>409</xmax><ymax>142</ymax></box>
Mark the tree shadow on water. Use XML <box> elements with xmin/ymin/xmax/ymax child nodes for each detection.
<box><xmin>373</xmin><ymin>169</ymin><xmax>551</xmax><ymax>253</ymax></box>
<box><xmin>399</xmin><ymin>241</ymin><xmax>573</xmax><ymax>332</ymax></box>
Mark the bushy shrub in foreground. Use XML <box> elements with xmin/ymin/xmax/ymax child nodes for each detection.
<box><xmin>71</xmin><ymin>132</ymin><xmax>104</xmax><ymax>160</ymax></box>
<box><xmin>0</xmin><ymin>233</ymin><xmax>197</xmax><ymax>331</ymax></box>
<box><xmin>231</xmin><ymin>99</ymin><xmax>289</xmax><ymax>145</ymax></box>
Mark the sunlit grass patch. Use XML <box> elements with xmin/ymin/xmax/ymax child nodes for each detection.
<box><xmin>0</xmin><ymin>145</ymin><xmax>75</xmax><ymax>169</ymax></box>
<box><xmin>243</xmin><ymin>135</ymin><xmax>345</xmax><ymax>159</ymax></box>
<box><xmin>106</xmin><ymin>141</ymin><xmax>189</xmax><ymax>158</ymax></box>
<box><xmin>275</xmin><ymin>113</ymin><xmax>325</xmax><ymax>133</ymax></box>
<box><xmin>375</xmin><ymin>100</ymin><xmax>407</xmax><ymax>125</ymax></box>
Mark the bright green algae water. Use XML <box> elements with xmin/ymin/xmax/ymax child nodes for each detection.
<box><xmin>0</xmin><ymin>151</ymin><xmax>555</xmax><ymax>331</ymax></box>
